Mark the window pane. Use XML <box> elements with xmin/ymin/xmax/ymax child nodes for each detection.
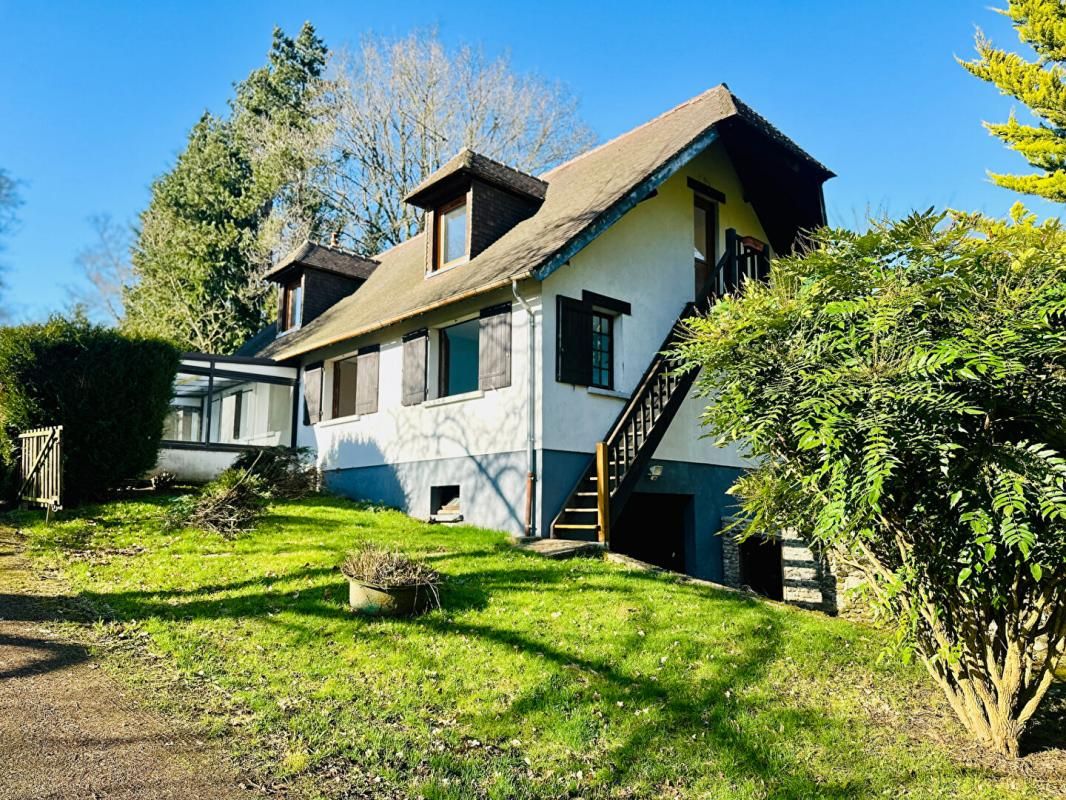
<box><xmin>441</xmin><ymin>318</ymin><xmax>480</xmax><ymax>396</ymax></box>
<box><xmin>333</xmin><ymin>357</ymin><xmax>358</xmax><ymax>418</ymax></box>
<box><xmin>694</xmin><ymin>204</ymin><xmax>708</xmax><ymax>262</ymax></box>
<box><xmin>442</xmin><ymin>202</ymin><xmax>467</xmax><ymax>265</ymax></box>
<box><xmin>590</xmin><ymin>312</ymin><xmax>612</xmax><ymax>389</ymax></box>
<box><xmin>293</xmin><ymin>284</ymin><xmax>303</xmax><ymax>325</ymax></box>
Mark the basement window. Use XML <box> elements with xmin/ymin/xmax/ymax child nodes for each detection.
<box><xmin>430</xmin><ymin>485</ymin><xmax>462</xmax><ymax>522</ymax></box>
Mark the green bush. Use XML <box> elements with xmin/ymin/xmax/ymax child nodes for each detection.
<box><xmin>671</xmin><ymin>208</ymin><xmax>1066</xmax><ymax>756</ymax></box>
<box><xmin>0</xmin><ymin>315</ymin><xmax>180</xmax><ymax>504</ymax></box>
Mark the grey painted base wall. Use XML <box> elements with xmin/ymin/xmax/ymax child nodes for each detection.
<box><xmin>324</xmin><ymin>450</ymin><xmax>531</xmax><ymax>536</ymax></box>
<box><xmin>325</xmin><ymin>449</ymin><xmax>746</xmax><ymax>583</ymax></box>
<box><xmin>629</xmin><ymin>459</ymin><xmax>744</xmax><ymax>583</ymax></box>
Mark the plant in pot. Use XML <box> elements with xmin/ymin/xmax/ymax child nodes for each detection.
<box><xmin>340</xmin><ymin>544</ymin><xmax>441</xmax><ymax>616</ymax></box>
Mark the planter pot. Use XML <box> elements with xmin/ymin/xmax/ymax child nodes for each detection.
<box><xmin>347</xmin><ymin>578</ymin><xmax>437</xmax><ymax>616</ymax></box>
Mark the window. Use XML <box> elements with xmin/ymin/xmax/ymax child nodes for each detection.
<box><xmin>163</xmin><ymin>365</ymin><xmax>295</xmax><ymax>447</ymax></box>
<box><xmin>693</xmin><ymin>195</ymin><xmax>718</xmax><ymax>299</ymax></box>
<box><xmin>556</xmin><ymin>293</ymin><xmax>627</xmax><ymax>390</ymax></box>
<box><xmin>434</xmin><ymin>197</ymin><xmax>468</xmax><ymax>270</ymax></box>
<box><xmin>329</xmin><ymin>347</ymin><xmax>379</xmax><ymax>419</ymax></box>
<box><xmin>590</xmin><ymin>312</ymin><xmax>613</xmax><ymax>389</ymax></box>
<box><xmin>280</xmin><ymin>277</ymin><xmax>303</xmax><ymax>332</ymax></box>
<box><xmin>439</xmin><ymin>318</ymin><xmax>480</xmax><ymax>396</ymax></box>
<box><xmin>232</xmin><ymin>389</ymin><xmax>251</xmax><ymax>440</ymax></box>
<box><xmin>332</xmin><ymin>356</ymin><xmax>359</xmax><ymax>418</ymax></box>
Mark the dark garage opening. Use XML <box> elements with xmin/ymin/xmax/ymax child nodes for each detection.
<box><xmin>611</xmin><ymin>492</ymin><xmax>691</xmax><ymax>573</ymax></box>
<box><xmin>739</xmin><ymin>535</ymin><xmax>783</xmax><ymax>600</ymax></box>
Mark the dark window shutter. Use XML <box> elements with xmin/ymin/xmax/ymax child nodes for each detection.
<box><xmin>556</xmin><ymin>295</ymin><xmax>593</xmax><ymax>386</ymax></box>
<box><xmin>303</xmin><ymin>362</ymin><xmax>323</xmax><ymax>425</ymax></box>
<box><xmin>355</xmin><ymin>346</ymin><xmax>379</xmax><ymax>415</ymax></box>
<box><xmin>478</xmin><ymin>303</ymin><xmax>512</xmax><ymax>391</ymax></box>
<box><xmin>402</xmin><ymin>331</ymin><xmax>428</xmax><ymax>406</ymax></box>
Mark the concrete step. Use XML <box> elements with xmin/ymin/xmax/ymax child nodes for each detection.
<box><xmin>515</xmin><ymin>538</ymin><xmax>605</xmax><ymax>560</ymax></box>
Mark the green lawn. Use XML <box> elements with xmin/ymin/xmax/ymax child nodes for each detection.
<box><xmin>8</xmin><ymin>494</ymin><xmax>1059</xmax><ymax>799</ymax></box>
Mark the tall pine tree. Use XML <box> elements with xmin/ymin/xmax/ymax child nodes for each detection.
<box><xmin>123</xmin><ymin>23</ymin><xmax>328</xmax><ymax>352</ymax></box>
<box><xmin>962</xmin><ymin>0</ymin><xmax>1066</xmax><ymax>201</ymax></box>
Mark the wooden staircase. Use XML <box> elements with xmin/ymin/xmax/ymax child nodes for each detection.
<box><xmin>550</xmin><ymin>229</ymin><xmax>769</xmax><ymax>543</ymax></box>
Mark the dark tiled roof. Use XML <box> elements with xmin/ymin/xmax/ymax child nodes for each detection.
<box><xmin>234</xmin><ymin>321</ymin><xmax>278</xmax><ymax>357</ymax></box>
<box><xmin>264</xmin><ymin>241</ymin><xmax>379</xmax><ymax>282</ymax></box>
<box><xmin>260</xmin><ymin>85</ymin><xmax>832</xmax><ymax>361</ymax></box>
<box><xmin>404</xmin><ymin>148</ymin><xmax>549</xmax><ymax>207</ymax></box>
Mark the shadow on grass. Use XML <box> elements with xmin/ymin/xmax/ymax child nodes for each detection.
<box><xmin>6</xmin><ymin>495</ymin><xmax>1063</xmax><ymax>797</ymax></box>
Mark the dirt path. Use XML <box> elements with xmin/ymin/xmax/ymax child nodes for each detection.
<box><xmin>0</xmin><ymin>528</ymin><xmax>258</xmax><ymax>800</ymax></box>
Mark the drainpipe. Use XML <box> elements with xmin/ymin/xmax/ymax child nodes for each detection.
<box><xmin>512</xmin><ymin>278</ymin><xmax>537</xmax><ymax>538</ymax></box>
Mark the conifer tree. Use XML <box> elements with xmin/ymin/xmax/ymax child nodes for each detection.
<box><xmin>962</xmin><ymin>0</ymin><xmax>1066</xmax><ymax>201</ymax></box>
<box><xmin>123</xmin><ymin>24</ymin><xmax>328</xmax><ymax>352</ymax></box>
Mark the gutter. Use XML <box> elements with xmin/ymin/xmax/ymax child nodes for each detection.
<box><xmin>512</xmin><ymin>278</ymin><xmax>537</xmax><ymax>538</ymax></box>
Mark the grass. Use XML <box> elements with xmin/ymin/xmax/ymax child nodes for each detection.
<box><xmin>7</xmin><ymin>493</ymin><xmax>1061</xmax><ymax>799</ymax></box>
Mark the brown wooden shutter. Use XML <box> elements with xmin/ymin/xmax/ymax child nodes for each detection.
<box><xmin>402</xmin><ymin>330</ymin><xmax>428</xmax><ymax>406</ymax></box>
<box><xmin>355</xmin><ymin>346</ymin><xmax>379</xmax><ymax>415</ymax></box>
<box><xmin>478</xmin><ymin>303</ymin><xmax>512</xmax><ymax>391</ymax></box>
<box><xmin>556</xmin><ymin>295</ymin><xmax>593</xmax><ymax>386</ymax></box>
<box><xmin>303</xmin><ymin>362</ymin><xmax>323</xmax><ymax>425</ymax></box>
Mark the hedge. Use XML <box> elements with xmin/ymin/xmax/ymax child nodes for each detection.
<box><xmin>0</xmin><ymin>316</ymin><xmax>180</xmax><ymax>504</ymax></box>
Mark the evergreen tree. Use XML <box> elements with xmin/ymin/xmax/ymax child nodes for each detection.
<box><xmin>123</xmin><ymin>114</ymin><xmax>267</xmax><ymax>353</ymax></box>
<box><xmin>234</xmin><ymin>23</ymin><xmax>334</xmax><ymax>252</ymax></box>
<box><xmin>123</xmin><ymin>23</ymin><xmax>328</xmax><ymax>352</ymax></box>
<box><xmin>962</xmin><ymin>0</ymin><xmax>1066</xmax><ymax>201</ymax></box>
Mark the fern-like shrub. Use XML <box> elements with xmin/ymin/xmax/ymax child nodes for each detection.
<box><xmin>671</xmin><ymin>207</ymin><xmax>1066</xmax><ymax>756</ymax></box>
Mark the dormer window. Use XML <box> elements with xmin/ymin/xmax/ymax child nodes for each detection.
<box><xmin>405</xmin><ymin>149</ymin><xmax>548</xmax><ymax>277</ymax></box>
<box><xmin>279</xmin><ymin>277</ymin><xmax>303</xmax><ymax>333</ymax></box>
<box><xmin>265</xmin><ymin>241</ymin><xmax>379</xmax><ymax>338</ymax></box>
<box><xmin>434</xmin><ymin>196</ymin><xmax>468</xmax><ymax>271</ymax></box>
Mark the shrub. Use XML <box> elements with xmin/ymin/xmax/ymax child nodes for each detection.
<box><xmin>231</xmin><ymin>446</ymin><xmax>318</xmax><ymax>499</ymax></box>
<box><xmin>165</xmin><ymin>467</ymin><xmax>268</xmax><ymax>537</ymax></box>
<box><xmin>0</xmin><ymin>315</ymin><xmax>180</xmax><ymax>504</ymax></box>
<box><xmin>341</xmin><ymin>544</ymin><xmax>440</xmax><ymax>590</ymax></box>
<box><xmin>671</xmin><ymin>208</ymin><xmax>1066</xmax><ymax>756</ymax></box>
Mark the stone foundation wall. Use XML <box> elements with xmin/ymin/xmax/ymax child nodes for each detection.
<box><xmin>721</xmin><ymin>518</ymin><xmax>842</xmax><ymax>614</ymax></box>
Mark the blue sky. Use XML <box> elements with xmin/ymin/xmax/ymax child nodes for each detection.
<box><xmin>0</xmin><ymin>1</ymin><xmax>1055</xmax><ymax>321</ymax></box>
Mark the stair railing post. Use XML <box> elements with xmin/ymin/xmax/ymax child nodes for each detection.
<box><xmin>595</xmin><ymin>441</ymin><xmax>610</xmax><ymax>545</ymax></box>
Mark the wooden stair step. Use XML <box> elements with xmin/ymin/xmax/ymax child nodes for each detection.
<box><xmin>564</xmin><ymin>507</ymin><xmax>596</xmax><ymax>514</ymax></box>
<box><xmin>554</xmin><ymin>523</ymin><xmax>598</xmax><ymax>530</ymax></box>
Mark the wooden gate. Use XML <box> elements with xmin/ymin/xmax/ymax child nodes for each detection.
<box><xmin>18</xmin><ymin>425</ymin><xmax>63</xmax><ymax>511</ymax></box>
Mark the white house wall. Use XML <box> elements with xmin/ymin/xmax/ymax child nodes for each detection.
<box><xmin>541</xmin><ymin>141</ymin><xmax>765</xmax><ymax>469</ymax></box>
<box><xmin>295</xmin><ymin>285</ymin><xmax>543</xmax><ymax>532</ymax></box>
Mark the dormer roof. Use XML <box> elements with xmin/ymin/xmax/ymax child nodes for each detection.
<box><xmin>264</xmin><ymin>240</ymin><xmax>379</xmax><ymax>283</ymax></box>
<box><xmin>404</xmin><ymin>148</ymin><xmax>548</xmax><ymax>208</ymax></box>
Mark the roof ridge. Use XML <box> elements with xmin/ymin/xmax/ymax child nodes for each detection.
<box><xmin>539</xmin><ymin>84</ymin><xmax>732</xmax><ymax>178</ymax></box>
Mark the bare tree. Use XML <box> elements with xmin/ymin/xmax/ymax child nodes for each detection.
<box><xmin>321</xmin><ymin>31</ymin><xmax>597</xmax><ymax>255</ymax></box>
<box><xmin>69</xmin><ymin>214</ymin><xmax>134</xmax><ymax>325</ymax></box>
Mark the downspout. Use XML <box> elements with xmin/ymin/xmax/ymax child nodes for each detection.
<box><xmin>512</xmin><ymin>278</ymin><xmax>537</xmax><ymax>537</ymax></box>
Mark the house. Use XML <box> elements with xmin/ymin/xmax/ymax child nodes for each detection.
<box><xmin>157</xmin><ymin>85</ymin><xmax>837</xmax><ymax>603</ymax></box>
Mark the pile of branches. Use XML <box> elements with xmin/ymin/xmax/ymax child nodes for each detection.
<box><xmin>165</xmin><ymin>468</ymin><xmax>267</xmax><ymax>538</ymax></box>
<box><xmin>166</xmin><ymin>448</ymin><xmax>319</xmax><ymax>538</ymax></box>
<box><xmin>232</xmin><ymin>447</ymin><xmax>319</xmax><ymax>499</ymax></box>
